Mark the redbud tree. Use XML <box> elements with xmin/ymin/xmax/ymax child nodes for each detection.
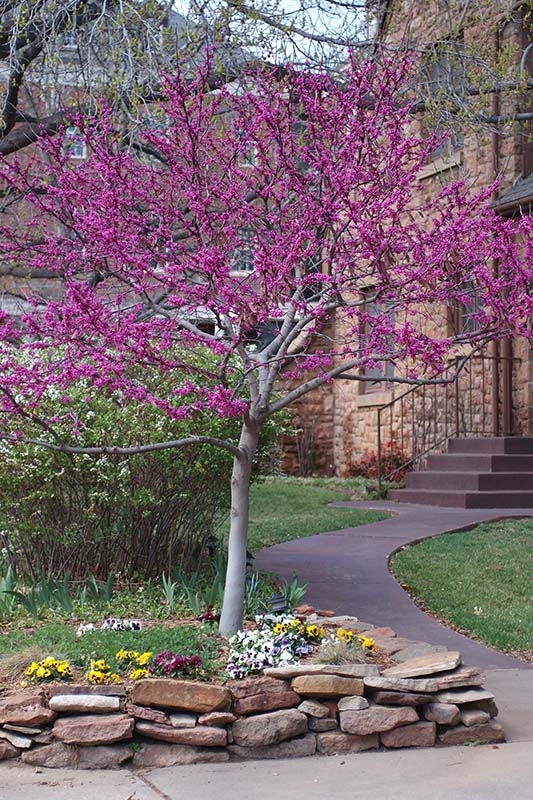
<box><xmin>1</xmin><ymin>56</ymin><xmax>532</xmax><ymax>634</ymax></box>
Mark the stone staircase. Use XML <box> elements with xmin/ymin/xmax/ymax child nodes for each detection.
<box><xmin>388</xmin><ymin>437</ymin><xmax>533</xmax><ymax>508</ymax></box>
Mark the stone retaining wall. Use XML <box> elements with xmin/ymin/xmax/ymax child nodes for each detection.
<box><xmin>0</xmin><ymin>650</ymin><xmax>505</xmax><ymax>769</ymax></box>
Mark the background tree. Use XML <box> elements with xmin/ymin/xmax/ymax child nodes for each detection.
<box><xmin>1</xmin><ymin>56</ymin><xmax>532</xmax><ymax>634</ymax></box>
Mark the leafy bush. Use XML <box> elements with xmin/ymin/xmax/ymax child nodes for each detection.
<box><xmin>348</xmin><ymin>440</ymin><xmax>411</xmax><ymax>482</ymax></box>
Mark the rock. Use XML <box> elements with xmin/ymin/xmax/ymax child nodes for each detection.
<box><xmin>49</xmin><ymin>695</ymin><xmax>120</xmax><ymax>714</ymax></box>
<box><xmin>371</xmin><ymin>638</ymin><xmax>419</xmax><ymax>656</ymax></box>
<box><xmin>48</xmin><ymin>684</ymin><xmax>126</xmax><ymax>697</ymax></box>
<box><xmin>0</xmin><ymin>730</ymin><xmax>33</xmax><ymax>749</ymax></box>
<box><xmin>168</xmin><ymin>713</ymin><xmax>197</xmax><ymax>728</ymax></box>
<box><xmin>264</xmin><ymin>664</ymin><xmax>378</xmax><ymax>680</ymax></box>
<box><xmin>230</xmin><ymin>677</ymin><xmax>291</xmax><ymax>699</ymax></box>
<box><xmin>438</xmin><ymin>720</ymin><xmax>505</xmax><ymax>746</ymax></box>
<box><xmin>22</xmin><ymin>743</ymin><xmax>75</xmax><ymax>768</ymax></box>
<box><xmin>52</xmin><ymin>713</ymin><xmax>134</xmax><ymax>746</ymax></box>
<box><xmin>77</xmin><ymin>744</ymin><xmax>133</xmax><ymax>769</ymax></box>
<box><xmin>3</xmin><ymin>724</ymin><xmax>43</xmax><ymax>735</ymax></box>
<box><xmin>370</xmin><ymin>691</ymin><xmax>432</xmax><ymax>707</ymax></box>
<box><xmin>198</xmin><ymin>712</ymin><xmax>237</xmax><ymax>727</ymax></box>
<box><xmin>340</xmin><ymin>705</ymin><xmax>418</xmax><ymax>735</ymax></box>
<box><xmin>33</xmin><ymin>731</ymin><xmax>54</xmax><ymax>744</ymax></box>
<box><xmin>316</xmin><ymin>610</ymin><xmax>336</xmax><ymax>617</ymax></box>
<box><xmin>434</xmin><ymin>688</ymin><xmax>494</xmax><ymax>705</ymax></box>
<box><xmin>423</xmin><ymin>703</ymin><xmax>461</xmax><ymax>726</ymax></box>
<box><xmin>234</xmin><ymin>690</ymin><xmax>300</xmax><ymax>716</ymax></box>
<box><xmin>135</xmin><ymin>722</ymin><xmax>226</xmax><ymax>746</ymax></box>
<box><xmin>460</xmin><ymin>709</ymin><xmax>490</xmax><ymax>727</ymax></box>
<box><xmin>232</xmin><ymin>709</ymin><xmax>308</xmax><ymax>747</ymax></box>
<box><xmin>337</xmin><ymin>696</ymin><xmax>369</xmax><ymax>712</ymax></box>
<box><xmin>125</xmin><ymin>704</ymin><xmax>170</xmax><ymax>724</ymax></box>
<box><xmin>0</xmin><ymin>741</ymin><xmax>19</xmax><ymax>761</ymax></box>
<box><xmin>462</xmin><ymin>698</ymin><xmax>499</xmax><ymax>718</ymax></box>
<box><xmin>382</xmin><ymin>651</ymin><xmax>462</xmax><ymax>679</ymax></box>
<box><xmin>229</xmin><ymin>734</ymin><xmax>316</xmax><ymax>760</ymax></box>
<box><xmin>394</xmin><ymin>644</ymin><xmax>448</xmax><ymax>663</ymax></box>
<box><xmin>294</xmin><ymin>604</ymin><xmax>315</xmax><ymax>615</ymax></box>
<box><xmin>364</xmin><ymin>627</ymin><xmax>396</xmax><ymax>638</ymax></box>
<box><xmin>308</xmin><ymin>718</ymin><xmax>338</xmax><ymax>732</ymax></box>
<box><xmin>131</xmin><ymin>679</ymin><xmax>231</xmax><ymax>713</ymax></box>
<box><xmin>297</xmin><ymin>699</ymin><xmax>331</xmax><ymax>718</ymax></box>
<box><xmin>291</xmin><ymin>675</ymin><xmax>364</xmax><ymax>697</ymax></box>
<box><xmin>364</xmin><ymin>666</ymin><xmax>485</xmax><ymax>694</ymax></box>
<box><xmin>316</xmin><ymin>731</ymin><xmax>379</xmax><ymax>755</ymax></box>
<box><xmin>0</xmin><ymin>692</ymin><xmax>56</xmax><ymax>727</ymax></box>
<box><xmin>321</xmin><ymin>617</ymin><xmax>372</xmax><ymax>632</ymax></box>
<box><xmin>380</xmin><ymin>721</ymin><xmax>436</xmax><ymax>748</ymax></box>
<box><xmin>133</xmin><ymin>743</ymin><xmax>229</xmax><ymax>767</ymax></box>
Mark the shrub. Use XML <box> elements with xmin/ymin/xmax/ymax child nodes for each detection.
<box><xmin>348</xmin><ymin>440</ymin><xmax>411</xmax><ymax>482</ymax></box>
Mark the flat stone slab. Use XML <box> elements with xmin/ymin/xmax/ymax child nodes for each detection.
<box><xmin>131</xmin><ymin>679</ymin><xmax>231</xmax><ymax>713</ymax></box>
<box><xmin>435</xmin><ymin>688</ymin><xmax>495</xmax><ymax>705</ymax></box>
<box><xmin>77</xmin><ymin>744</ymin><xmax>133</xmax><ymax>770</ymax></box>
<box><xmin>340</xmin><ymin>704</ymin><xmax>418</xmax><ymax>735</ymax></box>
<box><xmin>364</xmin><ymin>666</ymin><xmax>485</xmax><ymax>694</ymax></box>
<box><xmin>48</xmin><ymin>685</ymin><xmax>126</xmax><ymax>697</ymax></box>
<box><xmin>393</xmin><ymin>644</ymin><xmax>449</xmax><ymax>663</ymax></box>
<box><xmin>370</xmin><ymin>691</ymin><xmax>432</xmax><ymax>707</ymax></box>
<box><xmin>234</xmin><ymin>690</ymin><xmax>300</xmax><ymax>716</ymax></box>
<box><xmin>168</xmin><ymin>713</ymin><xmax>197</xmax><ymax>728</ymax></box>
<box><xmin>297</xmin><ymin>699</ymin><xmax>331</xmax><ymax>718</ymax></box>
<box><xmin>0</xmin><ymin>693</ymin><xmax>56</xmax><ymax>727</ymax></box>
<box><xmin>291</xmin><ymin>675</ymin><xmax>364</xmax><ymax>697</ymax></box>
<box><xmin>135</xmin><ymin>722</ymin><xmax>226</xmax><ymax>746</ymax></box>
<box><xmin>49</xmin><ymin>695</ymin><xmax>120</xmax><ymax>714</ymax></box>
<box><xmin>52</xmin><ymin>714</ymin><xmax>134</xmax><ymax>746</ymax></box>
<box><xmin>380</xmin><ymin>721</ymin><xmax>436</xmax><ymax>749</ymax></box>
<box><xmin>382</xmin><ymin>651</ymin><xmax>462</xmax><ymax>679</ymax></box>
<box><xmin>461</xmin><ymin>709</ymin><xmax>490</xmax><ymax>727</ymax></box>
<box><xmin>337</xmin><ymin>696</ymin><xmax>369</xmax><ymax>712</ymax></box>
<box><xmin>423</xmin><ymin>703</ymin><xmax>461</xmax><ymax>726</ymax></box>
<box><xmin>438</xmin><ymin>720</ymin><xmax>505</xmax><ymax>746</ymax></box>
<box><xmin>125</xmin><ymin>704</ymin><xmax>170</xmax><ymax>724</ymax></box>
<box><xmin>371</xmin><ymin>637</ymin><xmax>419</xmax><ymax>656</ymax></box>
<box><xmin>264</xmin><ymin>664</ymin><xmax>378</xmax><ymax>679</ymax></box>
<box><xmin>198</xmin><ymin>712</ymin><xmax>237</xmax><ymax>727</ymax></box>
<box><xmin>232</xmin><ymin>709</ymin><xmax>308</xmax><ymax>748</ymax></box>
<box><xmin>0</xmin><ymin>729</ymin><xmax>33</xmax><ymax>749</ymax></box>
<box><xmin>0</xmin><ymin>741</ymin><xmax>19</xmax><ymax>761</ymax></box>
<box><xmin>229</xmin><ymin>677</ymin><xmax>291</xmax><ymax>699</ymax></box>
<box><xmin>228</xmin><ymin>734</ymin><xmax>317</xmax><ymax>760</ymax></box>
<box><xmin>308</xmin><ymin>718</ymin><xmax>338</xmax><ymax>732</ymax></box>
<box><xmin>133</xmin><ymin>743</ymin><xmax>229</xmax><ymax>767</ymax></box>
<box><xmin>316</xmin><ymin>731</ymin><xmax>378</xmax><ymax>755</ymax></box>
<box><xmin>22</xmin><ymin>742</ymin><xmax>75</xmax><ymax>768</ymax></box>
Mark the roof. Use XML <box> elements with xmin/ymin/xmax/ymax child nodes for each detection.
<box><xmin>492</xmin><ymin>173</ymin><xmax>533</xmax><ymax>216</ymax></box>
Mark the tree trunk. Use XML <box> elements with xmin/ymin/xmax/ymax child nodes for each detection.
<box><xmin>219</xmin><ymin>418</ymin><xmax>259</xmax><ymax>636</ymax></box>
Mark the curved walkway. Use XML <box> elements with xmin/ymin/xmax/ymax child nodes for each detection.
<box><xmin>254</xmin><ymin>500</ymin><xmax>533</xmax><ymax>670</ymax></box>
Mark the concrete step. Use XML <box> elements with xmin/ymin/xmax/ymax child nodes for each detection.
<box><xmin>406</xmin><ymin>471</ymin><xmax>533</xmax><ymax>491</ymax></box>
<box><xmin>388</xmin><ymin>488</ymin><xmax>533</xmax><ymax>508</ymax></box>
<box><xmin>426</xmin><ymin>454</ymin><xmax>533</xmax><ymax>472</ymax></box>
<box><xmin>447</xmin><ymin>437</ymin><xmax>533</xmax><ymax>455</ymax></box>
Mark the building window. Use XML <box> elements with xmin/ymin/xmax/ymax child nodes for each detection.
<box><xmin>449</xmin><ymin>281</ymin><xmax>480</xmax><ymax>337</ymax></box>
<box><xmin>230</xmin><ymin>228</ymin><xmax>255</xmax><ymax>273</ymax></box>
<box><xmin>360</xmin><ymin>287</ymin><xmax>395</xmax><ymax>393</ymax></box>
<box><xmin>424</xmin><ymin>38</ymin><xmax>465</xmax><ymax>159</ymax></box>
<box><xmin>64</xmin><ymin>127</ymin><xmax>86</xmax><ymax>159</ymax></box>
<box><xmin>521</xmin><ymin>9</ymin><xmax>533</xmax><ymax>177</ymax></box>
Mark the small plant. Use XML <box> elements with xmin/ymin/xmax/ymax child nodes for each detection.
<box><xmin>150</xmin><ymin>651</ymin><xmax>203</xmax><ymax>679</ymax></box>
<box><xmin>25</xmin><ymin>656</ymin><xmax>73</xmax><ymax>683</ymax></box>
<box><xmin>349</xmin><ymin>441</ymin><xmax>411</xmax><ymax>482</ymax></box>
<box><xmin>86</xmin><ymin>658</ymin><xmax>121</xmax><ymax>685</ymax></box>
<box><xmin>282</xmin><ymin>575</ymin><xmax>308</xmax><ymax>611</ymax></box>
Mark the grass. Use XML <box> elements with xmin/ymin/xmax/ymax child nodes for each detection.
<box><xmin>246</xmin><ymin>476</ymin><xmax>389</xmax><ymax>552</ymax></box>
<box><xmin>390</xmin><ymin>518</ymin><xmax>533</xmax><ymax>659</ymax></box>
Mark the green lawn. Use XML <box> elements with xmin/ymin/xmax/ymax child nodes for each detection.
<box><xmin>390</xmin><ymin>519</ymin><xmax>533</xmax><ymax>658</ymax></box>
<box><xmin>247</xmin><ymin>476</ymin><xmax>388</xmax><ymax>552</ymax></box>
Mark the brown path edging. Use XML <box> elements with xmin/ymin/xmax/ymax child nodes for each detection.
<box><xmin>254</xmin><ymin>501</ymin><xmax>533</xmax><ymax>670</ymax></box>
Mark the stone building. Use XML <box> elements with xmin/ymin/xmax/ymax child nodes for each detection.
<box><xmin>283</xmin><ymin>0</ymin><xmax>533</xmax><ymax>499</ymax></box>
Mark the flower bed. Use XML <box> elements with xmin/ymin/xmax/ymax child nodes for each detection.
<box><xmin>0</xmin><ymin>610</ymin><xmax>505</xmax><ymax>768</ymax></box>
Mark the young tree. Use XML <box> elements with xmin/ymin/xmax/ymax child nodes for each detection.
<box><xmin>0</xmin><ymin>56</ymin><xmax>532</xmax><ymax>634</ymax></box>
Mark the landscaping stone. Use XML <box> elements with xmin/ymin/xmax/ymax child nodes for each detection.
<box><xmin>229</xmin><ymin>676</ymin><xmax>291</xmax><ymax>699</ymax></box>
<box><xmin>365</xmin><ymin>627</ymin><xmax>396</xmax><ymax>638</ymax></box>
<box><xmin>438</xmin><ymin>720</ymin><xmax>505</xmax><ymax>746</ymax></box>
<box><xmin>393</xmin><ymin>644</ymin><xmax>448</xmax><ymax>663</ymax></box>
<box><xmin>316</xmin><ymin>731</ymin><xmax>379</xmax><ymax>755</ymax></box>
<box><xmin>434</xmin><ymin>688</ymin><xmax>494</xmax><ymax>705</ymax></box>
<box><xmin>340</xmin><ymin>704</ymin><xmax>418</xmax><ymax>735</ymax></box>
<box><xmin>48</xmin><ymin>684</ymin><xmax>126</xmax><ymax>697</ymax></box>
<box><xmin>316</xmin><ymin>610</ymin><xmax>336</xmax><ymax>617</ymax></box>
<box><xmin>22</xmin><ymin>742</ymin><xmax>75</xmax><ymax>768</ymax></box>
<box><xmin>308</xmin><ymin>718</ymin><xmax>338</xmax><ymax>732</ymax></box>
<box><xmin>33</xmin><ymin>731</ymin><xmax>54</xmax><ymax>744</ymax></box>
<box><xmin>77</xmin><ymin>744</ymin><xmax>133</xmax><ymax>769</ymax></box>
<box><xmin>4</xmin><ymin>724</ymin><xmax>43</xmax><ymax>734</ymax></box>
<box><xmin>462</xmin><ymin>698</ymin><xmax>499</xmax><ymax>717</ymax></box>
<box><xmin>370</xmin><ymin>637</ymin><xmax>418</xmax><ymax>656</ymax></box>
<box><xmin>264</xmin><ymin>664</ymin><xmax>378</xmax><ymax>679</ymax></box>
<box><xmin>0</xmin><ymin>741</ymin><xmax>19</xmax><ymax>760</ymax></box>
<box><xmin>135</xmin><ymin>722</ymin><xmax>226</xmax><ymax>746</ymax></box>
<box><xmin>364</xmin><ymin>666</ymin><xmax>485</xmax><ymax>694</ymax></box>
<box><xmin>337</xmin><ymin>696</ymin><xmax>369</xmax><ymax>712</ymax></box>
<box><xmin>370</xmin><ymin>691</ymin><xmax>432</xmax><ymax>707</ymax></box>
<box><xmin>132</xmin><ymin>743</ymin><xmax>229</xmax><ymax>767</ymax></box>
<box><xmin>169</xmin><ymin>713</ymin><xmax>197</xmax><ymax>728</ymax></box>
<box><xmin>125</xmin><ymin>704</ymin><xmax>170</xmax><ymax>724</ymax></box>
<box><xmin>380</xmin><ymin>721</ymin><xmax>436</xmax><ymax>748</ymax></box>
<box><xmin>228</xmin><ymin>734</ymin><xmax>317</xmax><ymax>760</ymax></box>
<box><xmin>294</xmin><ymin>604</ymin><xmax>315</xmax><ymax>615</ymax></box>
<box><xmin>320</xmin><ymin>616</ymin><xmax>371</xmax><ymax>631</ymax></box>
<box><xmin>423</xmin><ymin>703</ymin><xmax>461</xmax><ymax>726</ymax></box>
<box><xmin>0</xmin><ymin>693</ymin><xmax>56</xmax><ymax>727</ymax></box>
<box><xmin>297</xmin><ymin>699</ymin><xmax>330</xmax><ymax>718</ymax></box>
<box><xmin>291</xmin><ymin>675</ymin><xmax>364</xmax><ymax>697</ymax></box>
<box><xmin>52</xmin><ymin>713</ymin><xmax>134</xmax><ymax>746</ymax></box>
<box><xmin>49</xmin><ymin>695</ymin><xmax>120</xmax><ymax>714</ymax></box>
<box><xmin>382</xmin><ymin>651</ymin><xmax>462</xmax><ymax>679</ymax></box>
<box><xmin>231</xmin><ymin>709</ymin><xmax>308</xmax><ymax>747</ymax></box>
<box><xmin>0</xmin><ymin>730</ymin><xmax>33</xmax><ymax>749</ymax></box>
<box><xmin>234</xmin><ymin>690</ymin><xmax>300</xmax><ymax>715</ymax></box>
<box><xmin>131</xmin><ymin>679</ymin><xmax>231</xmax><ymax>712</ymax></box>
<box><xmin>460</xmin><ymin>709</ymin><xmax>490</xmax><ymax>727</ymax></box>
<box><xmin>198</xmin><ymin>712</ymin><xmax>237</xmax><ymax>727</ymax></box>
